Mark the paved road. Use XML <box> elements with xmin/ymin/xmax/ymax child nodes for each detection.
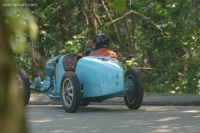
<box><xmin>26</xmin><ymin>105</ymin><xmax>200</xmax><ymax>133</ymax></box>
<box><xmin>29</xmin><ymin>94</ymin><xmax>200</xmax><ymax>106</ymax></box>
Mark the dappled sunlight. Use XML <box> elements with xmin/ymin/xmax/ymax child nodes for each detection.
<box><xmin>193</xmin><ymin>115</ymin><xmax>200</xmax><ymax>118</ymax></box>
<box><xmin>53</xmin><ymin>130</ymin><xmax>72</xmax><ymax>133</ymax></box>
<box><xmin>153</xmin><ymin>129</ymin><xmax>171</xmax><ymax>133</ymax></box>
<box><xmin>26</xmin><ymin>112</ymin><xmax>44</xmax><ymax>115</ymax></box>
<box><xmin>157</xmin><ymin>117</ymin><xmax>180</xmax><ymax>122</ymax></box>
<box><xmin>122</xmin><ymin>119</ymin><xmax>155</xmax><ymax>127</ymax></box>
<box><xmin>30</xmin><ymin>119</ymin><xmax>53</xmax><ymax>123</ymax></box>
<box><xmin>141</xmin><ymin>106</ymin><xmax>172</xmax><ymax>112</ymax></box>
<box><xmin>150</xmin><ymin>124</ymin><xmax>199</xmax><ymax>133</ymax></box>
<box><xmin>183</xmin><ymin>110</ymin><xmax>200</xmax><ymax>113</ymax></box>
<box><xmin>26</xmin><ymin>105</ymin><xmax>200</xmax><ymax>133</ymax></box>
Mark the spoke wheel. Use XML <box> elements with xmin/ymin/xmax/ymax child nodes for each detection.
<box><xmin>61</xmin><ymin>71</ymin><xmax>80</xmax><ymax>113</ymax></box>
<box><xmin>62</xmin><ymin>78</ymin><xmax>74</xmax><ymax>107</ymax></box>
<box><xmin>125</xmin><ymin>75</ymin><xmax>136</xmax><ymax>103</ymax></box>
<box><xmin>124</xmin><ymin>69</ymin><xmax>144</xmax><ymax>110</ymax></box>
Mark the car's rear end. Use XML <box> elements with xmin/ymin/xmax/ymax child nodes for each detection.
<box><xmin>75</xmin><ymin>56</ymin><xmax>125</xmax><ymax>98</ymax></box>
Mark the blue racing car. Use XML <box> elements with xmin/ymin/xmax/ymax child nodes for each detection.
<box><xmin>18</xmin><ymin>49</ymin><xmax>144</xmax><ymax>113</ymax></box>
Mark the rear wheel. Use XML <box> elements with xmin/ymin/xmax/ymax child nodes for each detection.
<box><xmin>17</xmin><ymin>67</ymin><xmax>30</xmax><ymax>106</ymax></box>
<box><xmin>124</xmin><ymin>68</ymin><xmax>144</xmax><ymax>110</ymax></box>
<box><xmin>61</xmin><ymin>71</ymin><xmax>80</xmax><ymax>113</ymax></box>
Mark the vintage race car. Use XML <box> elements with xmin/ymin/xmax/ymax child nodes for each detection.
<box><xmin>18</xmin><ymin>49</ymin><xmax>144</xmax><ymax>113</ymax></box>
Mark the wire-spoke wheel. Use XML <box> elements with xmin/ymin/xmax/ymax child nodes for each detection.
<box><xmin>124</xmin><ymin>68</ymin><xmax>144</xmax><ymax>110</ymax></box>
<box><xmin>61</xmin><ymin>71</ymin><xmax>80</xmax><ymax>113</ymax></box>
<box><xmin>62</xmin><ymin>78</ymin><xmax>74</xmax><ymax>107</ymax></box>
<box><xmin>125</xmin><ymin>75</ymin><xmax>136</xmax><ymax>103</ymax></box>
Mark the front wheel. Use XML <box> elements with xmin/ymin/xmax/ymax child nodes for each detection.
<box><xmin>60</xmin><ymin>71</ymin><xmax>80</xmax><ymax>113</ymax></box>
<box><xmin>124</xmin><ymin>68</ymin><xmax>144</xmax><ymax>110</ymax></box>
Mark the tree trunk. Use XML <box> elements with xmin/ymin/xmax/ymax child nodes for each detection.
<box><xmin>78</xmin><ymin>1</ymin><xmax>89</xmax><ymax>36</ymax></box>
<box><xmin>101</xmin><ymin>0</ymin><xmax>123</xmax><ymax>48</ymax></box>
<box><xmin>0</xmin><ymin>3</ymin><xmax>27</xmax><ymax>133</ymax></box>
<box><xmin>84</xmin><ymin>0</ymin><xmax>98</xmax><ymax>35</ymax></box>
<box><xmin>193</xmin><ymin>0</ymin><xmax>200</xmax><ymax>37</ymax></box>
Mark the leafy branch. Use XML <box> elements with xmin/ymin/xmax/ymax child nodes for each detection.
<box><xmin>103</xmin><ymin>9</ymin><xmax>164</xmax><ymax>33</ymax></box>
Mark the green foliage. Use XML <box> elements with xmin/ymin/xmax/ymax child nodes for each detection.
<box><xmin>3</xmin><ymin>1</ymin><xmax>38</xmax><ymax>53</ymax></box>
<box><xmin>64</xmin><ymin>39</ymin><xmax>85</xmax><ymax>54</ymax></box>
<box><xmin>125</xmin><ymin>58</ymin><xmax>138</xmax><ymax>70</ymax></box>
<box><xmin>15</xmin><ymin>53</ymin><xmax>34</xmax><ymax>79</ymax></box>
<box><xmin>3</xmin><ymin>0</ymin><xmax>38</xmax><ymax>81</ymax></box>
<box><xmin>134</xmin><ymin>0</ymin><xmax>200</xmax><ymax>94</ymax></box>
<box><xmin>173</xmin><ymin>62</ymin><xmax>200</xmax><ymax>94</ymax></box>
<box><xmin>14</xmin><ymin>0</ymin><xmax>200</xmax><ymax>94</ymax></box>
<box><xmin>107</xmin><ymin>0</ymin><xmax>126</xmax><ymax>13</ymax></box>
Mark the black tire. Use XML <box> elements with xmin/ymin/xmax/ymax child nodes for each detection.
<box><xmin>60</xmin><ymin>71</ymin><xmax>80</xmax><ymax>113</ymax></box>
<box><xmin>124</xmin><ymin>68</ymin><xmax>144</xmax><ymax>110</ymax></box>
<box><xmin>17</xmin><ymin>67</ymin><xmax>31</xmax><ymax>106</ymax></box>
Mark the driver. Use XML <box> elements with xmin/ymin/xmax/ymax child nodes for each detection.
<box><xmin>88</xmin><ymin>33</ymin><xmax>117</xmax><ymax>59</ymax></box>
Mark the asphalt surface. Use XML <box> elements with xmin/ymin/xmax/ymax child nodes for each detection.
<box><xmin>29</xmin><ymin>93</ymin><xmax>200</xmax><ymax>106</ymax></box>
<box><xmin>26</xmin><ymin>105</ymin><xmax>200</xmax><ymax>133</ymax></box>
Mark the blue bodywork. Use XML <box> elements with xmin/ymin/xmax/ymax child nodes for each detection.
<box><xmin>32</xmin><ymin>54</ymin><xmax>125</xmax><ymax>100</ymax></box>
<box><xmin>76</xmin><ymin>56</ymin><xmax>124</xmax><ymax>98</ymax></box>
